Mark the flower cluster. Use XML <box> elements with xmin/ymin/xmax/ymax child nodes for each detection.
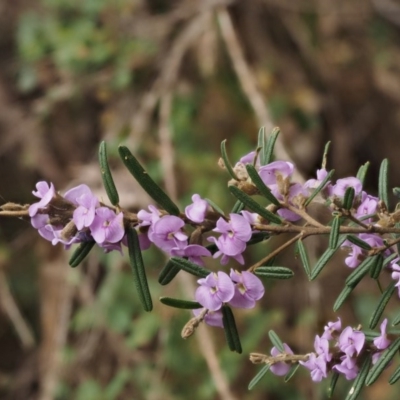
<box><xmin>269</xmin><ymin>318</ymin><xmax>391</xmax><ymax>382</ymax></box>
<box><xmin>29</xmin><ymin>182</ymin><xmax>128</xmax><ymax>252</ymax></box>
<box><xmin>22</xmin><ymin>139</ymin><xmax>400</xmax><ymax>397</ymax></box>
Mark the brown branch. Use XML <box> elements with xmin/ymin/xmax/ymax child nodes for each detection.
<box><xmin>248</xmin><ymin>233</ymin><xmax>303</xmax><ymax>272</ymax></box>
<box><xmin>0</xmin><ymin>269</ymin><xmax>35</xmax><ymax>349</ymax></box>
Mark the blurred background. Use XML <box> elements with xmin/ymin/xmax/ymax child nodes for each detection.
<box><xmin>1</xmin><ymin>0</ymin><xmax>400</xmax><ymax>399</ymax></box>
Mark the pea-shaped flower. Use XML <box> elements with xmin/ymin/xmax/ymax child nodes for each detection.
<box><xmin>195</xmin><ymin>271</ymin><xmax>235</xmax><ymax>311</ymax></box>
<box><xmin>228</xmin><ymin>269</ymin><xmax>264</xmax><ymax>308</ymax></box>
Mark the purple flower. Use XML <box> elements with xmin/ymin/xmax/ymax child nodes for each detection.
<box><xmin>228</xmin><ymin>269</ymin><xmax>264</xmax><ymax>308</ymax></box>
<box><xmin>237</xmin><ymin>150</ymin><xmax>258</xmax><ymax>165</ymax></box>
<box><xmin>240</xmin><ymin>210</ymin><xmax>259</xmax><ymax>225</ymax></box>
<box><xmin>64</xmin><ymin>184</ymin><xmax>99</xmax><ymax>230</ymax></box>
<box><xmin>337</xmin><ymin>327</ymin><xmax>365</xmax><ymax>358</ymax></box>
<box><xmin>185</xmin><ymin>194</ymin><xmax>209</xmax><ymax>223</ymax></box>
<box><xmin>330</xmin><ymin>177</ymin><xmax>362</xmax><ymax>198</ymax></box>
<box><xmin>304</xmin><ymin>168</ymin><xmax>330</xmax><ymax>191</ymax></box>
<box><xmin>391</xmin><ymin>262</ymin><xmax>400</xmax><ymax>297</ymax></box>
<box><xmin>300</xmin><ymin>353</ymin><xmax>328</xmax><ymax>382</ymax></box>
<box><xmin>314</xmin><ymin>335</ymin><xmax>332</xmax><ymax>362</ymax></box>
<box><xmin>29</xmin><ymin>181</ymin><xmax>55</xmax><ymax>217</ymax></box>
<box><xmin>193</xmin><ymin>308</ymin><xmax>223</xmax><ymax>328</ymax></box>
<box><xmin>270</xmin><ymin>343</ymin><xmax>293</xmax><ymax>376</ymax></box>
<box><xmin>259</xmin><ymin>161</ymin><xmax>294</xmax><ymax>186</ymax></box>
<box><xmin>137</xmin><ymin>205</ymin><xmax>161</xmax><ymax>238</ymax></box>
<box><xmin>170</xmin><ymin>243</ymin><xmax>211</xmax><ymax>266</ymax></box>
<box><xmin>90</xmin><ymin>207</ymin><xmax>124</xmax><ymax>244</ymax></box>
<box><xmin>342</xmin><ymin>233</ymin><xmax>387</xmax><ymax>269</ymax></box>
<box><xmin>355</xmin><ymin>192</ymin><xmax>378</xmax><ymax>222</ymax></box>
<box><xmin>333</xmin><ymin>355</ymin><xmax>359</xmax><ymax>380</ymax></box>
<box><xmin>195</xmin><ymin>271</ymin><xmax>235</xmax><ymax>311</ymax></box>
<box><xmin>321</xmin><ymin>318</ymin><xmax>342</xmax><ymax>340</ymax></box>
<box><xmin>149</xmin><ymin>215</ymin><xmax>188</xmax><ymax>252</ymax></box>
<box><xmin>374</xmin><ymin>319</ymin><xmax>391</xmax><ymax>350</ymax></box>
<box><xmin>208</xmin><ymin>214</ymin><xmax>252</xmax><ymax>265</ymax></box>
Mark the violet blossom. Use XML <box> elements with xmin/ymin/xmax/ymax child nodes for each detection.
<box><xmin>330</xmin><ymin>177</ymin><xmax>362</xmax><ymax>198</ymax></box>
<box><xmin>373</xmin><ymin>319</ymin><xmax>391</xmax><ymax>351</ymax></box>
<box><xmin>333</xmin><ymin>355</ymin><xmax>359</xmax><ymax>380</ymax></box>
<box><xmin>185</xmin><ymin>194</ymin><xmax>209</xmax><ymax>223</ymax></box>
<box><xmin>195</xmin><ymin>271</ymin><xmax>235</xmax><ymax>311</ymax></box>
<box><xmin>228</xmin><ymin>269</ymin><xmax>264</xmax><ymax>308</ymax></box>
<box><xmin>64</xmin><ymin>184</ymin><xmax>99</xmax><ymax>230</ymax></box>
<box><xmin>89</xmin><ymin>207</ymin><xmax>124</xmax><ymax>244</ymax></box>
<box><xmin>270</xmin><ymin>343</ymin><xmax>294</xmax><ymax>376</ymax></box>
<box><xmin>29</xmin><ymin>181</ymin><xmax>55</xmax><ymax>217</ymax></box>
<box><xmin>258</xmin><ymin>161</ymin><xmax>294</xmax><ymax>186</ymax></box>
<box><xmin>208</xmin><ymin>214</ymin><xmax>252</xmax><ymax>265</ymax></box>
<box><xmin>321</xmin><ymin>318</ymin><xmax>342</xmax><ymax>340</ymax></box>
<box><xmin>337</xmin><ymin>327</ymin><xmax>365</xmax><ymax>358</ymax></box>
<box><xmin>149</xmin><ymin>215</ymin><xmax>188</xmax><ymax>252</ymax></box>
<box><xmin>193</xmin><ymin>308</ymin><xmax>223</xmax><ymax>328</ymax></box>
<box><xmin>170</xmin><ymin>242</ymin><xmax>211</xmax><ymax>266</ymax></box>
<box><xmin>300</xmin><ymin>353</ymin><xmax>328</xmax><ymax>382</ymax></box>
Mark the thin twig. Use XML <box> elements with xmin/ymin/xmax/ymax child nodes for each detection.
<box><xmin>217</xmin><ymin>8</ymin><xmax>304</xmax><ymax>184</ymax></box>
<box><xmin>0</xmin><ymin>268</ymin><xmax>35</xmax><ymax>349</ymax></box>
<box><xmin>248</xmin><ymin>233</ymin><xmax>303</xmax><ymax>272</ymax></box>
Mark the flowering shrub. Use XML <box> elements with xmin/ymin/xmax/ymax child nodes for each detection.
<box><xmin>2</xmin><ymin>128</ymin><xmax>400</xmax><ymax>399</ymax></box>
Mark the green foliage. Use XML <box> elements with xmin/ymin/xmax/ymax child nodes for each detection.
<box><xmin>17</xmin><ymin>0</ymin><xmax>157</xmax><ymax>92</ymax></box>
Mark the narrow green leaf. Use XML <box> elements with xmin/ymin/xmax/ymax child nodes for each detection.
<box><xmin>345</xmin><ymin>255</ymin><xmax>380</xmax><ymax>288</ymax></box>
<box><xmin>322</xmin><ymin>141</ymin><xmax>331</xmax><ymax>170</ymax></box>
<box><xmin>158</xmin><ymin>260</ymin><xmax>181</xmax><ymax>285</ymax></box>
<box><xmin>229</xmin><ymin>185</ymin><xmax>282</xmax><ymax>224</ymax></box>
<box><xmin>118</xmin><ymin>146</ymin><xmax>180</xmax><ymax>215</ymax></box>
<box><xmin>246</xmin><ymin>232</ymin><xmax>271</xmax><ymax>246</ymax></box>
<box><xmin>366</xmin><ymin>337</ymin><xmax>400</xmax><ymax>386</ymax></box>
<box><xmin>333</xmin><ymin>285</ymin><xmax>354</xmax><ymax>312</ymax></box>
<box><xmin>255</xmin><ymin>266</ymin><xmax>294</xmax><ymax>279</ymax></box>
<box><xmin>69</xmin><ymin>241</ymin><xmax>95</xmax><ymax>268</ymax></box>
<box><xmin>204</xmin><ymin>198</ymin><xmax>225</xmax><ymax>216</ymax></box>
<box><xmin>296</xmin><ymin>239</ymin><xmax>311</xmax><ymax>278</ymax></box>
<box><xmin>356</xmin><ymin>162</ymin><xmax>370</xmax><ymax>187</ymax></box>
<box><xmin>231</xmin><ymin>200</ymin><xmax>244</xmax><ymax>213</ymax></box>
<box><xmin>345</xmin><ymin>235</ymin><xmax>372</xmax><ymax>250</ymax></box>
<box><xmin>257</xmin><ymin>126</ymin><xmax>267</xmax><ymax>165</ymax></box>
<box><xmin>221</xmin><ymin>140</ymin><xmax>239</xmax><ymax>180</ymax></box>
<box><xmin>284</xmin><ymin>364</ymin><xmax>300</xmax><ymax>382</ymax></box>
<box><xmin>170</xmin><ymin>257</ymin><xmax>210</xmax><ymax>278</ymax></box>
<box><xmin>329</xmin><ymin>216</ymin><xmax>341</xmax><ymax>249</ymax></box>
<box><xmin>268</xmin><ymin>330</ymin><xmax>285</xmax><ymax>353</ymax></box>
<box><xmin>98</xmin><ymin>141</ymin><xmax>119</xmax><ymax>206</ymax></box>
<box><xmin>383</xmin><ymin>253</ymin><xmax>398</xmax><ymax>267</ymax></box>
<box><xmin>310</xmin><ymin>236</ymin><xmax>346</xmax><ymax>281</ymax></box>
<box><xmin>345</xmin><ymin>356</ymin><xmax>372</xmax><ymax>400</ymax></box>
<box><xmin>327</xmin><ymin>372</ymin><xmax>340</xmax><ymax>398</ymax></box>
<box><xmin>127</xmin><ymin>227</ymin><xmax>153</xmax><ymax>312</ymax></box>
<box><xmin>392</xmin><ymin>311</ymin><xmax>400</xmax><ymax>326</ymax></box>
<box><xmin>245</xmin><ymin>164</ymin><xmax>281</xmax><ymax>206</ymax></box>
<box><xmin>395</xmin><ymin>222</ymin><xmax>400</xmax><ymax>255</ymax></box>
<box><xmin>357</xmin><ymin>164</ymin><xmax>369</xmax><ymax>188</ymax></box>
<box><xmin>370</xmin><ymin>254</ymin><xmax>384</xmax><ymax>279</ymax></box>
<box><xmin>263</xmin><ymin>127</ymin><xmax>280</xmax><ymax>165</ymax></box>
<box><xmin>389</xmin><ymin>364</ymin><xmax>400</xmax><ymax>384</ymax></box>
<box><xmin>222</xmin><ymin>305</ymin><xmax>242</xmax><ymax>353</ymax></box>
<box><xmin>369</xmin><ymin>281</ymin><xmax>396</xmax><ymax>329</ymax></box>
<box><xmin>378</xmin><ymin>158</ymin><xmax>389</xmax><ymax>208</ymax></box>
<box><xmin>159</xmin><ymin>297</ymin><xmax>202</xmax><ymax>309</ymax></box>
<box><xmin>248</xmin><ymin>364</ymin><xmax>270</xmax><ymax>390</ymax></box>
<box><xmin>343</xmin><ymin>187</ymin><xmax>355</xmax><ymax>210</ymax></box>
<box><xmin>305</xmin><ymin>169</ymin><xmax>335</xmax><ymax>207</ymax></box>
